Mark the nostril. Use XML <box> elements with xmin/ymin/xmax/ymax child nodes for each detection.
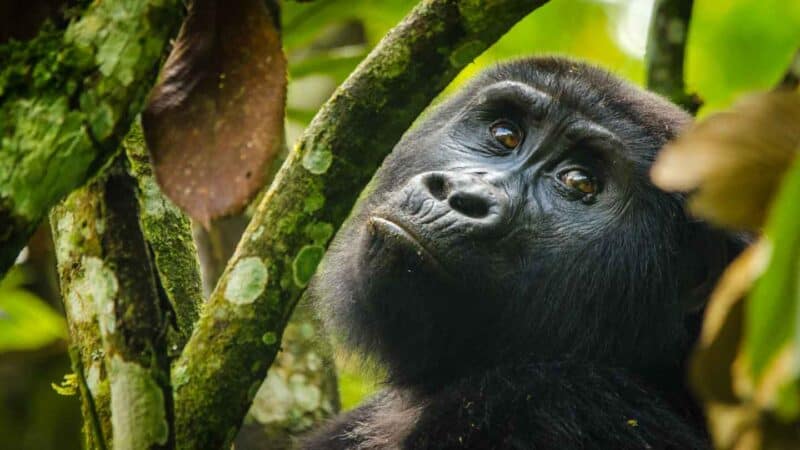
<box><xmin>449</xmin><ymin>192</ymin><xmax>490</xmax><ymax>219</ymax></box>
<box><xmin>423</xmin><ymin>173</ymin><xmax>448</xmax><ymax>201</ymax></box>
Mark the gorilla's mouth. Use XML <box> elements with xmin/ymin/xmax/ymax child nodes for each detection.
<box><xmin>367</xmin><ymin>216</ymin><xmax>454</xmax><ymax>281</ymax></box>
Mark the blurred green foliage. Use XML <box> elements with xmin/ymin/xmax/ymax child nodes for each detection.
<box><xmin>0</xmin><ymin>267</ymin><xmax>65</xmax><ymax>352</ymax></box>
<box><xmin>688</xmin><ymin>0</ymin><xmax>800</xmax><ymax>114</ymax></box>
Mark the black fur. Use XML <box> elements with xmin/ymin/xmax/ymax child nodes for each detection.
<box><xmin>304</xmin><ymin>57</ymin><xmax>744</xmax><ymax>449</ymax></box>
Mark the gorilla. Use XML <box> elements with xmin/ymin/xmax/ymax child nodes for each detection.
<box><xmin>304</xmin><ymin>57</ymin><xmax>744</xmax><ymax>449</ymax></box>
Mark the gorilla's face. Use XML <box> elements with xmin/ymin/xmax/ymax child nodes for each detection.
<box><xmin>312</xmin><ymin>59</ymin><xmax>735</xmax><ymax>388</ymax></box>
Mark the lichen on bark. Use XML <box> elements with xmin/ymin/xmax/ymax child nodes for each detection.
<box><xmin>124</xmin><ymin>122</ymin><xmax>203</xmax><ymax>353</ymax></box>
<box><xmin>51</xmin><ymin>154</ymin><xmax>173</xmax><ymax>450</ymax></box>
<box><xmin>0</xmin><ymin>0</ymin><xmax>184</xmax><ymax>276</ymax></box>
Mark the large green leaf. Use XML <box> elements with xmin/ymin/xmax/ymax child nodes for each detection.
<box><xmin>688</xmin><ymin>0</ymin><xmax>800</xmax><ymax>115</ymax></box>
<box><xmin>744</xmin><ymin>156</ymin><xmax>800</xmax><ymax>420</ymax></box>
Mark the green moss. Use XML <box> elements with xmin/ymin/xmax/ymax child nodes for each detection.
<box><xmin>374</xmin><ymin>43</ymin><xmax>411</xmax><ymax>79</ymax></box>
<box><xmin>292</xmin><ymin>245</ymin><xmax>325</xmax><ymax>288</ymax></box>
<box><xmin>262</xmin><ymin>332</ymin><xmax>278</xmax><ymax>346</ymax></box>
<box><xmin>247</xmin><ymin>380</ymin><xmax>262</xmax><ymax>402</ymax></box>
<box><xmin>303</xmin><ymin>191</ymin><xmax>325</xmax><ymax>213</ymax></box>
<box><xmin>109</xmin><ymin>355</ymin><xmax>169</xmax><ymax>449</ymax></box>
<box><xmin>224</xmin><ymin>257</ymin><xmax>269</xmax><ymax>305</ymax></box>
<box><xmin>449</xmin><ymin>40</ymin><xmax>485</xmax><ymax>67</ymax></box>
<box><xmin>305</xmin><ymin>222</ymin><xmax>334</xmax><ymax>245</ymax></box>
<box><xmin>0</xmin><ymin>0</ymin><xmax>182</xmax><ymax>273</ymax></box>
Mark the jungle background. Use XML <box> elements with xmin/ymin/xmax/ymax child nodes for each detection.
<box><xmin>0</xmin><ymin>0</ymin><xmax>798</xmax><ymax>449</ymax></box>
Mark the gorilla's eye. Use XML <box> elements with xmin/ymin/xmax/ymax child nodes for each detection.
<box><xmin>560</xmin><ymin>169</ymin><xmax>598</xmax><ymax>195</ymax></box>
<box><xmin>490</xmin><ymin>121</ymin><xmax>522</xmax><ymax>149</ymax></box>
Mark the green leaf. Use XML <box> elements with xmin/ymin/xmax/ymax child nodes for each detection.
<box><xmin>688</xmin><ymin>0</ymin><xmax>800</xmax><ymax>115</ymax></box>
<box><xmin>289</xmin><ymin>45</ymin><xmax>367</xmax><ymax>82</ymax></box>
<box><xmin>744</xmin><ymin>156</ymin><xmax>800</xmax><ymax>420</ymax></box>
<box><xmin>0</xmin><ymin>276</ymin><xmax>67</xmax><ymax>352</ymax></box>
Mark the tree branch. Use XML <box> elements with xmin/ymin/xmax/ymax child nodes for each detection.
<box><xmin>51</xmin><ymin>154</ymin><xmax>173</xmax><ymax>450</ymax></box>
<box><xmin>171</xmin><ymin>0</ymin><xmax>550</xmax><ymax>448</ymax></box>
<box><xmin>645</xmin><ymin>0</ymin><xmax>701</xmax><ymax>113</ymax></box>
<box><xmin>124</xmin><ymin>122</ymin><xmax>204</xmax><ymax>353</ymax></box>
<box><xmin>0</xmin><ymin>0</ymin><xmax>183</xmax><ymax>276</ymax></box>
<box><xmin>776</xmin><ymin>49</ymin><xmax>800</xmax><ymax>91</ymax></box>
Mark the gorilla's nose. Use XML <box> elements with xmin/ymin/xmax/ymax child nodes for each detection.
<box><xmin>418</xmin><ymin>171</ymin><xmax>505</xmax><ymax>220</ymax></box>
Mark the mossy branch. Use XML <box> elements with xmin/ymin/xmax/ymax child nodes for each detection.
<box><xmin>171</xmin><ymin>1</ymin><xmax>549</xmax><ymax>448</ymax></box>
<box><xmin>645</xmin><ymin>0</ymin><xmax>701</xmax><ymax>113</ymax></box>
<box><xmin>51</xmin><ymin>154</ymin><xmax>173</xmax><ymax>450</ymax></box>
<box><xmin>124</xmin><ymin>122</ymin><xmax>204</xmax><ymax>353</ymax></box>
<box><xmin>0</xmin><ymin>0</ymin><xmax>183</xmax><ymax>276</ymax></box>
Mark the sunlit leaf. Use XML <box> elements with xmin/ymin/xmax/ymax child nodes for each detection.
<box><xmin>0</xmin><ymin>268</ymin><xmax>66</xmax><ymax>352</ymax></box>
<box><xmin>143</xmin><ymin>0</ymin><xmax>287</xmax><ymax>225</ymax></box>
<box><xmin>740</xmin><ymin>156</ymin><xmax>800</xmax><ymax>419</ymax></box>
<box><xmin>652</xmin><ymin>92</ymin><xmax>800</xmax><ymax>230</ymax></box>
<box><xmin>688</xmin><ymin>0</ymin><xmax>800</xmax><ymax>114</ymax></box>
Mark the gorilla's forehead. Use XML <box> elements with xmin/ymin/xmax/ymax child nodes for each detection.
<box><xmin>471</xmin><ymin>80</ymin><xmax>619</xmax><ymax>140</ymax></box>
<box><xmin>473</xmin><ymin>57</ymin><xmax>692</xmax><ymax>141</ymax></box>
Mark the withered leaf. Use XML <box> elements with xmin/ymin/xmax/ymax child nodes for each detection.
<box><xmin>692</xmin><ymin>240</ymin><xmax>770</xmax><ymax>403</ymax></box>
<box><xmin>143</xmin><ymin>0</ymin><xmax>286</xmax><ymax>225</ymax></box>
<box><xmin>651</xmin><ymin>92</ymin><xmax>800</xmax><ymax>231</ymax></box>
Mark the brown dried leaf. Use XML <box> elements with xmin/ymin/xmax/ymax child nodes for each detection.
<box><xmin>692</xmin><ymin>240</ymin><xmax>771</xmax><ymax>403</ymax></box>
<box><xmin>142</xmin><ymin>0</ymin><xmax>286</xmax><ymax>225</ymax></box>
<box><xmin>652</xmin><ymin>92</ymin><xmax>800</xmax><ymax>230</ymax></box>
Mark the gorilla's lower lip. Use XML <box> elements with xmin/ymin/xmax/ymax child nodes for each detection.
<box><xmin>367</xmin><ymin>216</ymin><xmax>454</xmax><ymax>280</ymax></box>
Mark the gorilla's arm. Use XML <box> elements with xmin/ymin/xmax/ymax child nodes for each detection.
<box><xmin>300</xmin><ymin>392</ymin><xmax>387</xmax><ymax>450</ymax></box>
<box><xmin>405</xmin><ymin>361</ymin><xmax>709</xmax><ymax>450</ymax></box>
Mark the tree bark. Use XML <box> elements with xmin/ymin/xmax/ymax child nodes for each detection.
<box><xmin>51</xmin><ymin>154</ymin><xmax>173</xmax><ymax>450</ymax></box>
<box><xmin>0</xmin><ymin>0</ymin><xmax>183</xmax><ymax>276</ymax></box>
<box><xmin>170</xmin><ymin>1</ymin><xmax>550</xmax><ymax>448</ymax></box>
<box><xmin>645</xmin><ymin>0</ymin><xmax>700</xmax><ymax>113</ymax></box>
<box><xmin>124</xmin><ymin>123</ymin><xmax>204</xmax><ymax>354</ymax></box>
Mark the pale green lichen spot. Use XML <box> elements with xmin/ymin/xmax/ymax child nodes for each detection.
<box><xmin>139</xmin><ymin>176</ymin><xmax>180</xmax><ymax>219</ymax></box>
<box><xmin>109</xmin><ymin>356</ymin><xmax>169</xmax><ymax>449</ymax></box>
<box><xmin>251</xmin><ymin>225</ymin><xmax>265</xmax><ymax>241</ymax></box>
<box><xmin>302</xmin><ymin>145</ymin><xmax>333</xmax><ymax>175</ymax></box>
<box><xmin>305</xmin><ymin>222</ymin><xmax>334</xmax><ymax>245</ymax></box>
<box><xmin>249</xmin><ymin>372</ymin><xmax>293</xmax><ymax>423</ymax></box>
<box><xmin>172</xmin><ymin>364</ymin><xmax>189</xmax><ymax>390</ymax></box>
<box><xmin>303</xmin><ymin>191</ymin><xmax>325</xmax><ymax>213</ymax></box>
<box><xmin>292</xmin><ymin>245</ymin><xmax>325</xmax><ymax>287</ymax></box>
<box><xmin>83</xmin><ymin>256</ymin><xmax>119</xmax><ymax>335</ymax></box>
<box><xmin>85</xmin><ymin>363</ymin><xmax>103</xmax><ymax>398</ymax></box>
<box><xmin>262</xmin><ymin>331</ymin><xmax>278</xmax><ymax>346</ymax></box>
<box><xmin>225</xmin><ymin>257</ymin><xmax>268</xmax><ymax>305</ymax></box>
<box><xmin>290</xmin><ymin>374</ymin><xmax>322</xmax><ymax>412</ymax></box>
<box><xmin>54</xmin><ymin>212</ymin><xmax>75</xmax><ymax>263</ymax></box>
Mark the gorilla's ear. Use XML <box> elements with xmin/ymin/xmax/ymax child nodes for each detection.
<box><xmin>681</xmin><ymin>225</ymin><xmax>753</xmax><ymax>313</ymax></box>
